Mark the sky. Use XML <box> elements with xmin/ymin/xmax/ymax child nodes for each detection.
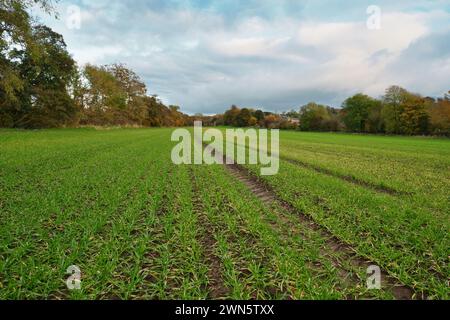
<box><xmin>37</xmin><ymin>0</ymin><xmax>450</xmax><ymax>114</ymax></box>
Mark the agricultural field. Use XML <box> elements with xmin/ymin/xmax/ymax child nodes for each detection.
<box><xmin>0</xmin><ymin>128</ymin><xmax>448</xmax><ymax>300</ymax></box>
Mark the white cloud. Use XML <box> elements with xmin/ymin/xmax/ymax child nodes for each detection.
<box><xmin>36</xmin><ymin>1</ymin><xmax>450</xmax><ymax>113</ymax></box>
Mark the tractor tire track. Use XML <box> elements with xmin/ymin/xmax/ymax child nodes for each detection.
<box><xmin>237</xmin><ymin>143</ymin><xmax>408</xmax><ymax>196</ymax></box>
<box><xmin>202</xmin><ymin>141</ymin><xmax>418</xmax><ymax>300</ymax></box>
<box><xmin>280</xmin><ymin>157</ymin><xmax>410</xmax><ymax>196</ymax></box>
<box><xmin>228</xmin><ymin>163</ymin><xmax>417</xmax><ymax>299</ymax></box>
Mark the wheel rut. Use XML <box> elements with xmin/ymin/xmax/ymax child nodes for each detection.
<box><xmin>201</xmin><ymin>141</ymin><xmax>419</xmax><ymax>300</ymax></box>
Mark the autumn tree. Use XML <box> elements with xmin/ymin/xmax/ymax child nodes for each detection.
<box><xmin>399</xmin><ymin>93</ymin><xmax>430</xmax><ymax>135</ymax></box>
<box><xmin>264</xmin><ymin>114</ymin><xmax>282</xmax><ymax>129</ymax></box>
<box><xmin>428</xmin><ymin>94</ymin><xmax>450</xmax><ymax>135</ymax></box>
<box><xmin>0</xmin><ymin>1</ymin><xmax>190</xmax><ymax>129</ymax></box>
<box><xmin>143</xmin><ymin>96</ymin><xmax>187</xmax><ymax>127</ymax></box>
<box><xmin>381</xmin><ymin>86</ymin><xmax>431</xmax><ymax>135</ymax></box>
<box><xmin>236</xmin><ymin>108</ymin><xmax>252</xmax><ymax>127</ymax></box>
<box><xmin>224</xmin><ymin>105</ymin><xmax>240</xmax><ymax>126</ymax></box>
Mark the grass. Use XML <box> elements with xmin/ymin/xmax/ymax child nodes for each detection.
<box><xmin>0</xmin><ymin>128</ymin><xmax>448</xmax><ymax>299</ymax></box>
<box><xmin>232</xmin><ymin>130</ymin><xmax>449</xmax><ymax>299</ymax></box>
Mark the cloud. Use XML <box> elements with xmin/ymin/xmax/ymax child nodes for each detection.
<box><xmin>37</xmin><ymin>0</ymin><xmax>450</xmax><ymax>114</ymax></box>
<box><xmin>379</xmin><ymin>30</ymin><xmax>450</xmax><ymax>96</ymax></box>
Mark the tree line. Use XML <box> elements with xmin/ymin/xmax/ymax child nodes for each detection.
<box><xmin>215</xmin><ymin>86</ymin><xmax>450</xmax><ymax>136</ymax></box>
<box><xmin>1</xmin><ymin>0</ymin><xmax>189</xmax><ymax>129</ymax></box>
<box><xmin>192</xmin><ymin>106</ymin><xmax>300</xmax><ymax>130</ymax></box>
<box><xmin>2</xmin><ymin>1</ymin><xmax>449</xmax><ymax>135</ymax></box>
<box><xmin>302</xmin><ymin>86</ymin><xmax>449</xmax><ymax>135</ymax></box>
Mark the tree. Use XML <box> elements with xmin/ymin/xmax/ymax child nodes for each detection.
<box><xmin>428</xmin><ymin>94</ymin><xmax>450</xmax><ymax>135</ymax></box>
<box><xmin>106</xmin><ymin>64</ymin><xmax>147</xmax><ymax>125</ymax></box>
<box><xmin>382</xmin><ymin>86</ymin><xmax>430</xmax><ymax>135</ymax></box>
<box><xmin>382</xmin><ymin>86</ymin><xmax>409</xmax><ymax>134</ymax></box>
<box><xmin>323</xmin><ymin>107</ymin><xmax>343</xmax><ymax>132</ymax></box>
<box><xmin>254</xmin><ymin>109</ymin><xmax>265</xmax><ymax>126</ymax></box>
<box><xmin>143</xmin><ymin>96</ymin><xmax>187</xmax><ymax>127</ymax></box>
<box><xmin>224</xmin><ymin>105</ymin><xmax>240</xmax><ymax>126</ymax></box>
<box><xmin>248</xmin><ymin>116</ymin><xmax>258</xmax><ymax>127</ymax></box>
<box><xmin>1</xmin><ymin>0</ymin><xmax>56</xmax><ymax>115</ymax></box>
<box><xmin>264</xmin><ymin>114</ymin><xmax>282</xmax><ymax>129</ymax></box>
<box><xmin>400</xmin><ymin>93</ymin><xmax>430</xmax><ymax>135</ymax></box>
<box><xmin>342</xmin><ymin>94</ymin><xmax>380</xmax><ymax>132</ymax></box>
<box><xmin>7</xmin><ymin>25</ymin><xmax>77</xmax><ymax>128</ymax></box>
<box><xmin>366</xmin><ymin>101</ymin><xmax>384</xmax><ymax>133</ymax></box>
<box><xmin>81</xmin><ymin>64</ymin><xmax>127</xmax><ymax>125</ymax></box>
<box><xmin>282</xmin><ymin>110</ymin><xmax>301</xmax><ymax>119</ymax></box>
<box><xmin>79</xmin><ymin>65</ymin><xmax>189</xmax><ymax>128</ymax></box>
<box><xmin>299</xmin><ymin>102</ymin><xmax>331</xmax><ymax>131</ymax></box>
<box><xmin>144</xmin><ymin>95</ymin><xmax>165</xmax><ymax>127</ymax></box>
<box><xmin>236</xmin><ymin>108</ymin><xmax>252</xmax><ymax>127</ymax></box>
<box><xmin>0</xmin><ymin>2</ymin><xmax>192</xmax><ymax>129</ymax></box>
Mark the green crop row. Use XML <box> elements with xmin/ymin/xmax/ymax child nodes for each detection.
<box><xmin>0</xmin><ymin>128</ymin><xmax>448</xmax><ymax>299</ymax></box>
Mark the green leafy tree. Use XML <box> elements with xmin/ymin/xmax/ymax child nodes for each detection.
<box><xmin>15</xmin><ymin>25</ymin><xmax>77</xmax><ymax>128</ymax></box>
<box><xmin>299</xmin><ymin>102</ymin><xmax>331</xmax><ymax>131</ymax></box>
<box><xmin>323</xmin><ymin>107</ymin><xmax>343</xmax><ymax>132</ymax></box>
<box><xmin>254</xmin><ymin>109</ymin><xmax>265</xmax><ymax>126</ymax></box>
<box><xmin>81</xmin><ymin>64</ymin><xmax>127</xmax><ymax>125</ymax></box>
<box><xmin>382</xmin><ymin>86</ymin><xmax>409</xmax><ymax>134</ymax></box>
<box><xmin>366</xmin><ymin>101</ymin><xmax>384</xmax><ymax>133</ymax></box>
<box><xmin>1</xmin><ymin>0</ymin><xmax>57</xmax><ymax>126</ymax></box>
<box><xmin>342</xmin><ymin>93</ymin><xmax>380</xmax><ymax>132</ymax></box>
<box><xmin>106</xmin><ymin>63</ymin><xmax>147</xmax><ymax>125</ymax></box>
